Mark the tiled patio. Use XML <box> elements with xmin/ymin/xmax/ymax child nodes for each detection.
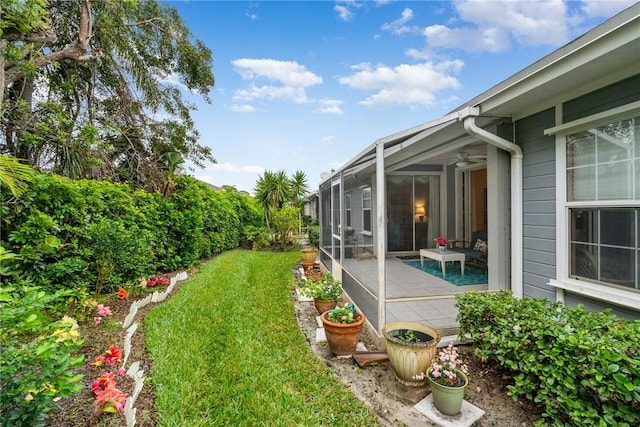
<box><xmin>342</xmin><ymin>256</ymin><xmax>488</xmax><ymax>336</ymax></box>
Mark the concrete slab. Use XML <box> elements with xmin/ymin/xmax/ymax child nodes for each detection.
<box><xmin>315</xmin><ymin>327</ymin><xmax>326</xmax><ymax>342</ymax></box>
<box><xmin>315</xmin><ymin>315</ymin><xmax>323</xmax><ymax>328</ymax></box>
<box><xmin>414</xmin><ymin>395</ymin><xmax>484</xmax><ymax>427</ymax></box>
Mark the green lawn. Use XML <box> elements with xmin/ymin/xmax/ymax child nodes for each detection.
<box><xmin>145</xmin><ymin>249</ymin><xmax>382</xmax><ymax>426</ymax></box>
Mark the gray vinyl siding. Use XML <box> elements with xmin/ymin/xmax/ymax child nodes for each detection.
<box><xmin>563</xmin><ymin>74</ymin><xmax>640</xmax><ymax>121</ymax></box>
<box><xmin>517</xmin><ymin>108</ymin><xmax>557</xmax><ymax>302</ymax></box>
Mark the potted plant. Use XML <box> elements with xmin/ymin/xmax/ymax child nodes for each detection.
<box><xmin>320</xmin><ymin>303</ymin><xmax>366</xmax><ymax>356</ymax></box>
<box><xmin>382</xmin><ymin>321</ymin><xmax>440</xmax><ymax>386</ymax></box>
<box><xmin>300</xmin><ymin>246</ymin><xmax>318</xmax><ymax>271</ymax></box>
<box><xmin>420</xmin><ymin>342</ymin><xmax>469</xmax><ymax>416</ymax></box>
<box><xmin>300</xmin><ymin>273</ymin><xmax>343</xmax><ymax>314</ymax></box>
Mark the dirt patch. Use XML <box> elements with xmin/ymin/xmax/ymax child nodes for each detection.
<box><xmin>293</xmin><ymin>269</ymin><xmax>543</xmax><ymax>426</ymax></box>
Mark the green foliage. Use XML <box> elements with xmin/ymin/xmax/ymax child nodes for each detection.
<box><xmin>0</xmin><ymin>172</ymin><xmax>258</xmax><ymax>294</ymax></box>
<box><xmin>87</xmin><ymin>218</ymin><xmax>154</xmax><ymax>294</ymax></box>
<box><xmin>2</xmin><ymin>0</ymin><xmax>216</xmax><ymax>190</ymax></box>
<box><xmin>298</xmin><ymin>273</ymin><xmax>343</xmax><ymax>301</ymax></box>
<box><xmin>456</xmin><ymin>291</ymin><xmax>640</xmax><ymax>426</ymax></box>
<box><xmin>307</xmin><ymin>225</ymin><xmax>320</xmax><ymax>248</ymax></box>
<box><xmin>327</xmin><ymin>303</ymin><xmax>360</xmax><ymax>324</ymax></box>
<box><xmin>0</xmin><ymin>286</ymin><xmax>84</xmax><ymax>426</ymax></box>
<box><xmin>270</xmin><ymin>206</ymin><xmax>299</xmax><ymax>249</ymax></box>
<box><xmin>242</xmin><ymin>225</ymin><xmax>271</xmax><ymax>250</ymax></box>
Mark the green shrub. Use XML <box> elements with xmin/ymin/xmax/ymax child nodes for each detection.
<box><xmin>243</xmin><ymin>225</ymin><xmax>270</xmax><ymax>250</ymax></box>
<box><xmin>456</xmin><ymin>291</ymin><xmax>640</xmax><ymax>426</ymax></box>
<box><xmin>270</xmin><ymin>206</ymin><xmax>299</xmax><ymax>249</ymax></box>
<box><xmin>0</xmin><ymin>286</ymin><xmax>84</xmax><ymax>426</ymax></box>
<box><xmin>307</xmin><ymin>225</ymin><xmax>319</xmax><ymax>248</ymax></box>
<box><xmin>1</xmin><ymin>172</ymin><xmax>260</xmax><ymax>293</ymax></box>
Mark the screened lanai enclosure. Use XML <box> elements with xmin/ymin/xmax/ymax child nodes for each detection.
<box><xmin>317</xmin><ymin>112</ymin><xmax>515</xmax><ymax>333</ymax></box>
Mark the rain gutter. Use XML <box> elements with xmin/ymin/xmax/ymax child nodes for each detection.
<box><xmin>459</xmin><ymin>107</ymin><xmax>523</xmax><ymax>298</ymax></box>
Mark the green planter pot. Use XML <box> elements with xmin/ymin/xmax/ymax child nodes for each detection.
<box><xmin>427</xmin><ymin>368</ymin><xmax>468</xmax><ymax>416</ymax></box>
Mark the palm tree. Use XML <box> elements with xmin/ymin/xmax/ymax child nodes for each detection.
<box><xmin>254</xmin><ymin>170</ymin><xmax>292</xmax><ymax>230</ymax></box>
<box><xmin>161</xmin><ymin>152</ymin><xmax>184</xmax><ymax>198</ymax></box>
<box><xmin>289</xmin><ymin>170</ymin><xmax>309</xmax><ymax>235</ymax></box>
<box><xmin>289</xmin><ymin>170</ymin><xmax>309</xmax><ymax>208</ymax></box>
<box><xmin>0</xmin><ymin>155</ymin><xmax>34</xmax><ymax>198</ymax></box>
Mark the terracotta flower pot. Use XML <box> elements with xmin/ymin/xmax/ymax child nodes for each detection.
<box><xmin>383</xmin><ymin>321</ymin><xmax>440</xmax><ymax>386</ymax></box>
<box><xmin>314</xmin><ymin>299</ymin><xmax>337</xmax><ymax>314</ymax></box>
<box><xmin>428</xmin><ymin>368</ymin><xmax>468</xmax><ymax>416</ymax></box>
<box><xmin>320</xmin><ymin>311</ymin><xmax>366</xmax><ymax>356</ymax></box>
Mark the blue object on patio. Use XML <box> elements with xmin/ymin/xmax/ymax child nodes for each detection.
<box><xmin>404</xmin><ymin>259</ymin><xmax>487</xmax><ymax>286</ymax></box>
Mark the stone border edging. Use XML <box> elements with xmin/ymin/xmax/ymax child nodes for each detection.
<box><xmin>120</xmin><ymin>271</ymin><xmax>189</xmax><ymax>427</ymax></box>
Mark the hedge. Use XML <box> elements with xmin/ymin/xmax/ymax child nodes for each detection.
<box><xmin>456</xmin><ymin>291</ymin><xmax>640</xmax><ymax>426</ymax></box>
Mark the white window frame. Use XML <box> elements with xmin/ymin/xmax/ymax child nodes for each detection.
<box><xmin>362</xmin><ymin>186</ymin><xmax>372</xmax><ymax>235</ymax></box>
<box><xmin>548</xmin><ymin>103</ymin><xmax>640</xmax><ymax>310</ymax></box>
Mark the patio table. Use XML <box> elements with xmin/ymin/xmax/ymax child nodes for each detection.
<box><xmin>419</xmin><ymin>248</ymin><xmax>465</xmax><ymax>278</ymax></box>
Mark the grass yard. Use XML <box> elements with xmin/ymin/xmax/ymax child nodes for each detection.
<box><xmin>144</xmin><ymin>250</ymin><xmax>382</xmax><ymax>426</ymax></box>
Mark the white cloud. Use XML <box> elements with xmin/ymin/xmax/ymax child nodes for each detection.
<box><xmin>315</xmin><ymin>99</ymin><xmax>344</xmax><ymax>114</ymax></box>
<box><xmin>423</xmin><ymin>24</ymin><xmax>511</xmax><ymax>53</ymax></box>
<box><xmin>232</xmin><ymin>59</ymin><xmax>322</xmax><ymax>87</ymax></box>
<box><xmin>229</xmin><ymin>104</ymin><xmax>255</xmax><ymax>113</ymax></box>
<box><xmin>321</xmin><ymin>136</ymin><xmax>335</xmax><ymax>145</ymax></box>
<box><xmin>334</xmin><ymin>1</ymin><xmax>363</xmax><ymax>22</ymax></box>
<box><xmin>580</xmin><ymin>0</ymin><xmax>637</xmax><ymax>18</ymax></box>
<box><xmin>210</xmin><ymin>162</ymin><xmax>265</xmax><ymax>174</ymax></box>
<box><xmin>231</xmin><ymin>59</ymin><xmax>322</xmax><ymax>106</ymax></box>
<box><xmin>338</xmin><ymin>61</ymin><xmax>462</xmax><ymax>108</ymax></box>
<box><xmin>233</xmin><ymin>85</ymin><xmax>310</xmax><ymax>104</ymax></box>
<box><xmin>380</xmin><ymin>8</ymin><xmax>421</xmax><ymax>36</ymax></box>
<box><xmin>334</xmin><ymin>5</ymin><xmax>353</xmax><ymax>22</ymax></box>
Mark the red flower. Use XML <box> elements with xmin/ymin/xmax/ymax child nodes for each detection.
<box><xmin>146</xmin><ymin>277</ymin><xmax>169</xmax><ymax>287</ymax></box>
<box><xmin>117</xmin><ymin>287</ymin><xmax>128</xmax><ymax>300</ymax></box>
<box><xmin>93</xmin><ymin>345</ymin><xmax>122</xmax><ymax>367</ymax></box>
<box><xmin>435</xmin><ymin>237</ymin><xmax>448</xmax><ymax>246</ymax></box>
<box><xmin>91</xmin><ymin>372</ymin><xmax>116</xmax><ymax>395</ymax></box>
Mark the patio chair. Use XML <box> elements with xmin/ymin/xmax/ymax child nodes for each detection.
<box><xmin>450</xmin><ymin>230</ymin><xmax>488</xmax><ymax>268</ymax></box>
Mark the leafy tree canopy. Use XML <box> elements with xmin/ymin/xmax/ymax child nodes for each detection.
<box><xmin>1</xmin><ymin>0</ymin><xmax>216</xmax><ymax>191</ymax></box>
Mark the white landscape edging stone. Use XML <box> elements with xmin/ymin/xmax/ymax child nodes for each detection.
<box><xmin>121</xmin><ymin>271</ymin><xmax>188</xmax><ymax>427</ymax></box>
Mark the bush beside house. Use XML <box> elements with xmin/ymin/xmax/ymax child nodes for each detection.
<box><xmin>456</xmin><ymin>291</ymin><xmax>640</xmax><ymax>426</ymax></box>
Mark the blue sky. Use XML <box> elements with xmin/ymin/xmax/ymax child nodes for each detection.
<box><xmin>169</xmin><ymin>0</ymin><xmax>637</xmax><ymax>194</ymax></box>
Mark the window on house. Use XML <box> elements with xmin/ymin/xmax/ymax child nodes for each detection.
<box><xmin>362</xmin><ymin>187</ymin><xmax>372</xmax><ymax>233</ymax></box>
<box><xmin>566</xmin><ymin>116</ymin><xmax>639</xmax><ymax>291</ymax></box>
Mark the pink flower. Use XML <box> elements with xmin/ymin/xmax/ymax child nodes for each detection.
<box><xmin>91</xmin><ymin>372</ymin><xmax>116</xmax><ymax>395</ymax></box>
<box><xmin>117</xmin><ymin>366</ymin><xmax>126</xmax><ymax>376</ymax></box>
<box><xmin>96</xmin><ymin>304</ymin><xmax>112</xmax><ymax>317</ymax></box>
<box><xmin>92</xmin><ymin>355</ymin><xmax>106</xmax><ymax>366</ymax></box>
<box><xmin>94</xmin><ymin>317</ymin><xmax>102</xmax><ymax>325</ymax></box>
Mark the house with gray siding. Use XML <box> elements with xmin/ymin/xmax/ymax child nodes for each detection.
<box><xmin>318</xmin><ymin>4</ymin><xmax>640</xmax><ymax>334</ymax></box>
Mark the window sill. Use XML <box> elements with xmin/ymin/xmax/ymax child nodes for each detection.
<box><xmin>361</xmin><ymin>231</ymin><xmax>372</xmax><ymax>236</ymax></box>
<box><xmin>549</xmin><ymin>278</ymin><xmax>640</xmax><ymax>311</ymax></box>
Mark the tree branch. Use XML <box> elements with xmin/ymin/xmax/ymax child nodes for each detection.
<box><xmin>3</xmin><ymin>0</ymin><xmax>97</xmax><ymax>87</ymax></box>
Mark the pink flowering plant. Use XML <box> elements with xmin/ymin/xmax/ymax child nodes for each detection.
<box><xmin>147</xmin><ymin>277</ymin><xmax>169</xmax><ymax>287</ymax></box>
<box><xmin>428</xmin><ymin>342</ymin><xmax>468</xmax><ymax>387</ymax></box>
<box><xmin>435</xmin><ymin>237</ymin><xmax>448</xmax><ymax>246</ymax></box>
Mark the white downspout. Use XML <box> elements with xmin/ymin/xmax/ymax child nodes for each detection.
<box><xmin>461</xmin><ymin>110</ymin><xmax>523</xmax><ymax>298</ymax></box>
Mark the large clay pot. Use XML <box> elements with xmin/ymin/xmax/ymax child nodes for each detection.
<box><xmin>314</xmin><ymin>299</ymin><xmax>337</xmax><ymax>314</ymax></box>
<box><xmin>301</xmin><ymin>247</ymin><xmax>318</xmax><ymax>272</ymax></box>
<box><xmin>428</xmin><ymin>368</ymin><xmax>468</xmax><ymax>416</ymax></box>
<box><xmin>320</xmin><ymin>311</ymin><xmax>366</xmax><ymax>356</ymax></box>
<box><xmin>383</xmin><ymin>321</ymin><xmax>440</xmax><ymax>386</ymax></box>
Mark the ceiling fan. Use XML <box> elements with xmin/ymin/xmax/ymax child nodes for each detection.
<box><xmin>450</xmin><ymin>151</ymin><xmax>486</xmax><ymax>167</ymax></box>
